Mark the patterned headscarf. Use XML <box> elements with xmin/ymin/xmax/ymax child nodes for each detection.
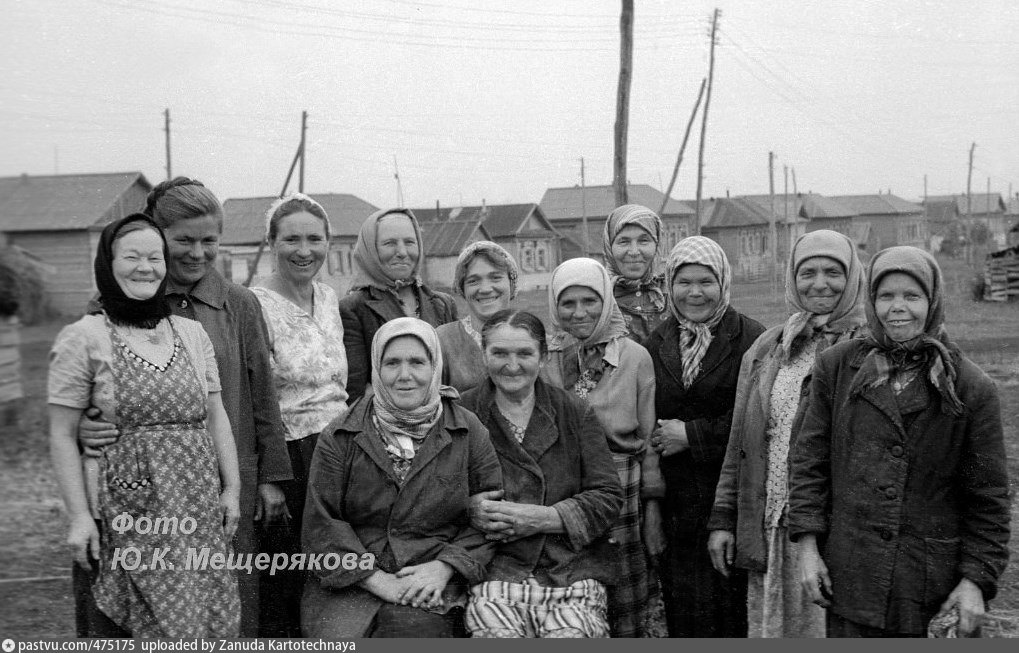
<box><xmin>452</xmin><ymin>240</ymin><xmax>520</xmax><ymax>300</ymax></box>
<box><xmin>352</xmin><ymin>209</ymin><xmax>424</xmax><ymax>291</ymax></box>
<box><xmin>548</xmin><ymin>257</ymin><xmax>630</xmax><ymax>391</ymax></box>
<box><xmin>603</xmin><ymin>204</ymin><xmax>668</xmax><ymax>312</ymax></box>
<box><xmin>780</xmin><ymin>230</ymin><xmax>866</xmax><ymax>360</ymax></box>
<box><xmin>666</xmin><ymin>236</ymin><xmax>732</xmax><ymax>388</ymax></box>
<box><xmin>369</xmin><ymin>317</ymin><xmax>458</xmax><ymax>479</ymax></box>
<box><xmin>849</xmin><ymin>246</ymin><xmax>963</xmax><ymax>415</ymax></box>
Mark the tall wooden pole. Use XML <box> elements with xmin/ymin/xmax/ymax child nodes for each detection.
<box><xmin>783</xmin><ymin>164</ymin><xmax>790</xmax><ymax>258</ymax></box>
<box><xmin>244</xmin><ymin>144</ymin><xmax>303</xmax><ymax>287</ymax></box>
<box><xmin>580</xmin><ymin>157</ymin><xmax>589</xmax><ymax>255</ymax></box>
<box><xmin>164</xmin><ymin>108</ymin><xmax>172</xmax><ymax>180</ymax></box>
<box><xmin>967</xmin><ymin>142</ymin><xmax>975</xmax><ymax>263</ymax></box>
<box><xmin>659</xmin><ymin>78</ymin><xmax>706</xmax><ymax>216</ymax></box>
<box><xmin>769</xmin><ymin>152</ymin><xmax>777</xmax><ymax>290</ymax></box>
<box><xmin>613</xmin><ymin>0</ymin><xmax>634</xmax><ymax>208</ymax></box>
<box><xmin>694</xmin><ymin>9</ymin><xmax>720</xmax><ymax>236</ymax></box>
<box><xmin>299</xmin><ymin>110</ymin><xmax>307</xmax><ymax>193</ymax></box>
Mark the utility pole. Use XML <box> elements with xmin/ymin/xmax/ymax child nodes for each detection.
<box><xmin>580</xmin><ymin>157</ymin><xmax>589</xmax><ymax>256</ymax></box>
<box><xmin>298</xmin><ymin>110</ymin><xmax>307</xmax><ymax>193</ymax></box>
<box><xmin>967</xmin><ymin>142</ymin><xmax>975</xmax><ymax>263</ymax></box>
<box><xmin>791</xmin><ymin>167</ymin><xmax>798</xmax><ymax>195</ymax></box>
<box><xmin>695</xmin><ymin>8</ymin><xmax>720</xmax><ymax>236</ymax></box>
<box><xmin>244</xmin><ymin>140</ymin><xmax>304</xmax><ymax>287</ymax></box>
<box><xmin>769</xmin><ymin>152</ymin><xmax>777</xmax><ymax>291</ymax></box>
<box><xmin>659</xmin><ymin>78</ymin><xmax>706</xmax><ymax>216</ymax></box>
<box><xmin>783</xmin><ymin>164</ymin><xmax>790</xmax><ymax>259</ymax></box>
<box><xmin>394</xmin><ymin>156</ymin><xmax>404</xmax><ymax>207</ymax></box>
<box><xmin>164</xmin><ymin>108</ymin><xmax>172</xmax><ymax>180</ymax></box>
<box><xmin>613</xmin><ymin>0</ymin><xmax>634</xmax><ymax>208</ymax></box>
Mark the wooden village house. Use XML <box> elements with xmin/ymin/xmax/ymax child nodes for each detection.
<box><xmin>701</xmin><ymin>197</ymin><xmax>806</xmax><ymax>281</ymax></box>
<box><xmin>925</xmin><ymin>193</ymin><xmax>1008</xmax><ymax>248</ymax></box>
<box><xmin>220</xmin><ymin>193</ymin><xmax>378</xmax><ymax>297</ymax></box>
<box><xmin>539</xmin><ymin>184</ymin><xmax>695</xmax><ymax>260</ymax></box>
<box><xmin>416</xmin><ymin>219</ymin><xmax>491</xmax><ymax>290</ymax></box>
<box><xmin>0</xmin><ymin>172</ymin><xmax>152</xmax><ymax>314</ymax></box>
<box><xmin>829</xmin><ymin>194</ymin><xmax>926</xmax><ymax>251</ymax></box>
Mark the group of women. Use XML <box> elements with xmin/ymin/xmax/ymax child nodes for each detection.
<box><xmin>49</xmin><ymin>180</ymin><xmax>1010</xmax><ymax>639</ymax></box>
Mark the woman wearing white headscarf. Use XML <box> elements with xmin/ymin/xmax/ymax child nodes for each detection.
<box><xmin>339</xmin><ymin>209</ymin><xmax>458</xmax><ymax>403</ymax></box>
<box><xmin>301</xmin><ymin>317</ymin><xmax>502</xmax><ymax>638</ymax></box>
<box><xmin>707</xmin><ymin>230</ymin><xmax>867</xmax><ymax>637</ymax></box>
<box><xmin>602</xmin><ymin>205</ymin><xmax>669</xmax><ymax>343</ymax></box>
<box><xmin>543</xmin><ymin>258</ymin><xmax>663</xmax><ymax>637</ymax></box>
<box><xmin>643</xmin><ymin>237</ymin><xmax>766</xmax><ymax>637</ymax></box>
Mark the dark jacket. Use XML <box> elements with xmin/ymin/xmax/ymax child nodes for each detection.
<box><xmin>643</xmin><ymin>307</ymin><xmax>765</xmax><ymax>537</ymax></box>
<box><xmin>788</xmin><ymin>339</ymin><xmax>1011</xmax><ymax>633</ymax></box>
<box><xmin>301</xmin><ymin>395</ymin><xmax>502</xmax><ymax>636</ymax></box>
<box><xmin>707</xmin><ymin>323</ymin><xmax>866</xmax><ymax>571</ymax></box>
<box><xmin>460</xmin><ymin>378</ymin><xmax>624</xmax><ymax>587</ymax></box>
<box><xmin>338</xmin><ymin>284</ymin><xmax>458</xmax><ymax>402</ymax></box>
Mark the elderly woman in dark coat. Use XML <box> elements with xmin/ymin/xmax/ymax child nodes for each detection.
<box><xmin>301</xmin><ymin>318</ymin><xmax>502</xmax><ymax>638</ymax></box>
<box><xmin>788</xmin><ymin>246</ymin><xmax>1011</xmax><ymax>637</ymax></box>
<box><xmin>643</xmin><ymin>236</ymin><xmax>765</xmax><ymax>637</ymax></box>
<box><xmin>707</xmin><ymin>230</ymin><xmax>867</xmax><ymax>637</ymax></box>
<box><xmin>339</xmin><ymin>209</ymin><xmax>458</xmax><ymax>402</ymax></box>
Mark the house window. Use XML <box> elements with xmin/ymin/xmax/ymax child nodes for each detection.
<box><xmin>663</xmin><ymin>223</ymin><xmax>689</xmax><ymax>252</ymax></box>
<box><xmin>739</xmin><ymin>229</ymin><xmax>766</xmax><ymax>256</ymax></box>
<box><xmin>520</xmin><ymin>242</ymin><xmax>535</xmax><ymax>272</ymax></box>
<box><xmin>535</xmin><ymin>242</ymin><xmax>548</xmax><ymax>271</ymax></box>
<box><xmin>331</xmin><ymin>251</ymin><xmax>343</xmax><ymax>275</ymax></box>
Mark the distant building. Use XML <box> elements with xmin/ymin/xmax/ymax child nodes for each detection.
<box><xmin>702</xmin><ymin>197</ymin><xmax>806</xmax><ymax>281</ymax></box>
<box><xmin>0</xmin><ymin>172</ymin><xmax>152</xmax><ymax>314</ymax></box>
<box><xmin>412</xmin><ymin>203</ymin><xmax>561</xmax><ymax>291</ymax></box>
<box><xmin>828</xmin><ymin>194</ymin><xmax>926</xmax><ymax>251</ymax></box>
<box><xmin>539</xmin><ymin>184</ymin><xmax>695</xmax><ymax>260</ymax></box>
<box><xmin>220</xmin><ymin>193</ymin><xmax>378</xmax><ymax>297</ymax></box>
<box><xmin>925</xmin><ymin>193</ymin><xmax>1008</xmax><ymax>248</ymax></box>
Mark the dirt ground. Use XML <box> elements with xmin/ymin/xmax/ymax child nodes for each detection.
<box><xmin>2</xmin><ymin>254</ymin><xmax>1017</xmax><ymax>638</ymax></box>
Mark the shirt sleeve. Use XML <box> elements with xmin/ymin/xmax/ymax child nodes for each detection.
<box><xmin>47</xmin><ymin>321</ymin><xmax>96</xmax><ymax>409</ymax></box>
<box><xmin>197</xmin><ymin>323</ymin><xmax>221</xmax><ymax>394</ymax></box>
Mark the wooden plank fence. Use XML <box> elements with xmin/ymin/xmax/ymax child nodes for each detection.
<box><xmin>984</xmin><ymin>246</ymin><xmax>1019</xmax><ymax>302</ymax></box>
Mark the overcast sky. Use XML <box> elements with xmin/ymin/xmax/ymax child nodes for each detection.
<box><xmin>3</xmin><ymin>0</ymin><xmax>1017</xmax><ymax>211</ymax></box>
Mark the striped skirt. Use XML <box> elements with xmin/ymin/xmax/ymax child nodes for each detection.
<box><xmin>466</xmin><ymin>579</ymin><xmax>609</xmax><ymax>638</ymax></box>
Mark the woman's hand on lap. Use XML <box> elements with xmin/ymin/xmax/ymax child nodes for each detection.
<box><xmin>481</xmin><ymin>501</ymin><xmax>558</xmax><ymax>540</ymax></box>
<box><xmin>395</xmin><ymin>560</ymin><xmax>454</xmax><ymax>609</ymax></box>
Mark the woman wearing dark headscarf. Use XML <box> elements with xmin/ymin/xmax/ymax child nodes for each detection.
<box><xmin>602</xmin><ymin>205</ymin><xmax>669</xmax><ymax>343</ymax></box>
<box><xmin>643</xmin><ymin>236</ymin><xmax>766</xmax><ymax>637</ymax></box>
<box><xmin>543</xmin><ymin>258</ymin><xmax>662</xmax><ymax>637</ymax></box>
<box><xmin>339</xmin><ymin>209</ymin><xmax>458</xmax><ymax>403</ymax></box>
<box><xmin>707</xmin><ymin>230</ymin><xmax>867</xmax><ymax>637</ymax></box>
<box><xmin>301</xmin><ymin>317</ymin><xmax>502</xmax><ymax>638</ymax></box>
<box><xmin>788</xmin><ymin>246</ymin><xmax>1010</xmax><ymax>637</ymax></box>
<box><xmin>436</xmin><ymin>241</ymin><xmax>519</xmax><ymax>393</ymax></box>
<box><xmin>49</xmin><ymin>214</ymin><xmax>240</xmax><ymax>637</ymax></box>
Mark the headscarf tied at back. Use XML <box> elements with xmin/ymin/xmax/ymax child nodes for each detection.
<box><xmin>352</xmin><ymin>208</ymin><xmax>424</xmax><ymax>292</ymax></box>
<box><xmin>603</xmin><ymin>204</ymin><xmax>668</xmax><ymax>313</ymax></box>
<box><xmin>849</xmin><ymin>246</ymin><xmax>964</xmax><ymax>415</ymax></box>
<box><xmin>780</xmin><ymin>229</ymin><xmax>866</xmax><ymax>361</ymax></box>
<box><xmin>452</xmin><ymin>240</ymin><xmax>520</xmax><ymax>300</ymax></box>
<box><xmin>94</xmin><ymin>213</ymin><xmax>172</xmax><ymax>329</ymax></box>
<box><xmin>666</xmin><ymin>236</ymin><xmax>732</xmax><ymax>389</ymax></box>
<box><xmin>369</xmin><ymin>317</ymin><xmax>459</xmax><ymax>480</ymax></box>
<box><xmin>548</xmin><ymin>257</ymin><xmax>630</xmax><ymax>390</ymax></box>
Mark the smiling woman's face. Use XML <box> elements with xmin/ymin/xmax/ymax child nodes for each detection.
<box><xmin>462</xmin><ymin>255</ymin><xmax>512</xmax><ymax>321</ymax></box>
<box><xmin>556</xmin><ymin>285</ymin><xmax>603</xmax><ymax>340</ymax></box>
<box><xmin>671</xmin><ymin>263</ymin><xmax>720</xmax><ymax>323</ymax></box>
<box><xmin>874</xmin><ymin>272</ymin><xmax>929</xmax><ymax>342</ymax></box>
<box><xmin>378</xmin><ymin>335</ymin><xmax>433</xmax><ymax>410</ymax></box>
<box><xmin>375</xmin><ymin>214</ymin><xmax>419</xmax><ymax>281</ymax></box>
<box><xmin>483</xmin><ymin>323</ymin><xmax>543</xmax><ymax>399</ymax></box>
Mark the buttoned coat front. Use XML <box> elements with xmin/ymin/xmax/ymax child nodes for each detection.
<box><xmin>300</xmin><ymin>395</ymin><xmax>502</xmax><ymax>638</ymax></box>
<box><xmin>338</xmin><ymin>285</ymin><xmax>458</xmax><ymax>402</ymax></box>
<box><xmin>460</xmin><ymin>379</ymin><xmax>624</xmax><ymax>587</ymax></box>
<box><xmin>787</xmin><ymin>339</ymin><xmax>1011</xmax><ymax>633</ymax></box>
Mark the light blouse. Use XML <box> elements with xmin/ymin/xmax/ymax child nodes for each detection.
<box><xmin>252</xmin><ymin>282</ymin><xmax>349</xmax><ymax>441</ymax></box>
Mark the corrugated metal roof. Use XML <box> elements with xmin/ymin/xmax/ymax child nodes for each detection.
<box><xmin>539</xmin><ymin>184</ymin><xmax>694</xmax><ymax>222</ymax></box>
<box><xmin>0</xmin><ymin>172</ymin><xmax>151</xmax><ymax>232</ymax></box>
<box><xmin>704</xmin><ymin>198</ymin><xmax>773</xmax><ymax>228</ymax></box>
<box><xmin>828</xmin><ymin>194</ymin><xmax>923</xmax><ymax>216</ymax></box>
<box><xmin>221</xmin><ymin>193</ymin><xmax>379</xmax><ymax>245</ymax></box>
<box><xmin>798</xmin><ymin>193</ymin><xmax>858</xmax><ymax>219</ymax></box>
<box><xmin>418</xmin><ymin>220</ymin><xmax>489</xmax><ymax>257</ymax></box>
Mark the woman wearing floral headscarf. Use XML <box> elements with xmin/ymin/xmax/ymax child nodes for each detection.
<box><xmin>543</xmin><ymin>258</ymin><xmax>663</xmax><ymax>637</ymax></box>
<box><xmin>788</xmin><ymin>246</ymin><xmax>1010</xmax><ymax>637</ymax></box>
<box><xmin>602</xmin><ymin>205</ymin><xmax>669</xmax><ymax>343</ymax></box>
<box><xmin>707</xmin><ymin>230</ymin><xmax>867</xmax><ymax>637</ymax></box>
<box><xmin>436</xmin><ymin>241</ymin><xmax>519</xmax><ymax>393</ymax></box>
<box><xmin>339</xmin><ymin>209</ymin><xmax>458</xmax><ymax>403</ymax></box>
<box><xmin>302</xmin><ymin>317</ymin><xmax>502</xmax><ymax>638</ymax></box>
<box><xmin>643</xmin><ymin>236</ymin><xmax>765</xmax><ymax>637</ymax></box>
